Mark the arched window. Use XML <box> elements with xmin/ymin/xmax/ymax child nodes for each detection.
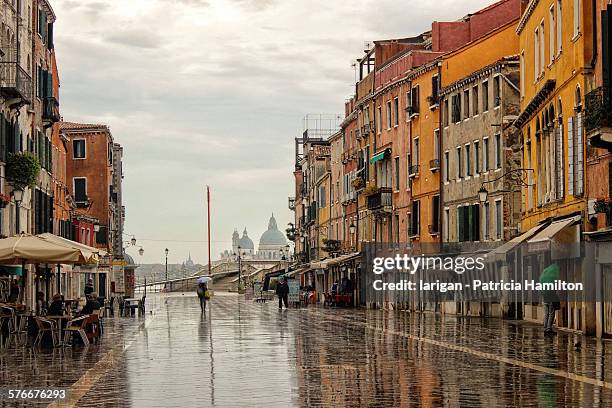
<box><xmin>575</xmin><ymin>85</ymin><xmax>582</xmax><ymax>111</ymax></box>
<box><xmin>557</xmin><ymin>99</ymin><xmax>563</xmax><ymax>124</ymax></box>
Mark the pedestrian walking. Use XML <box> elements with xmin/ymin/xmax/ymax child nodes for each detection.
<box><xmin>276</xmin><ymin>276</ymin><xmax>289</xmax><ymax>309</ymax></box>
<box><xmin>540</xmin><ymin>263</ymin><xmax>560</xmax><ymax>335</ymax></box>
<box><xmin>197</xmin><ymin>282</ymin><xmax>209</xmax><ymax>311</ymax></box>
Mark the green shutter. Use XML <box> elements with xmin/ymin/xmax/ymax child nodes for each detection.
<box><xmin>47</xmin><ymin>70</ymin><xmax>53</xmax><ymax>98</ymax></box>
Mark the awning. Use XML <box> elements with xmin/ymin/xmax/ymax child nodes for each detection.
<box><xmin>370</xmin><ymin>148</ymin><xmax>390</xmax><ymax>164</ymax></box>
<box><xmin>328</xmin><ymin>252</ymin><xmax>361</xmax><ymax>266</ymax></box>
<box><xmin>309</xmin><ymin>259</ymin><xmax>330</xmax><ymax>269</ymax></box>
<box><xmin>528</xmin><ymin>215</ymin><xmax>581</xmax><ymax>254</ymax></box>
<box><xmin>38</xmin><ymin>233</ymin><xmax>105</xmax><ymax>264</ymax></box>
<box><xmin>0</xmin><ymin>234</ymin><xmax>84</xmax><ymax>264</ymax></box>
<box><xmin>486</xmin><ymin>224</ymin><xmax>546</xmax><ymax>262</ymax></box>
<box><xmin>286</xmin><ymin>266</ymin><xmax>308</xmax><ymax>278</ymax></box>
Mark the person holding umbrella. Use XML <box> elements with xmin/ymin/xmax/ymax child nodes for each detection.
<box><xmin>197</xmin><ymin>276</ymin><xmax>212</xmax><ymax>312</ymax></box>
<box><xmin>540</xmin><ymin>263</ymin><xmax>561</xmax><ymax>335</ymax></box>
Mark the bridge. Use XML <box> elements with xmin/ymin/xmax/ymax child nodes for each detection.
<box><xmin>135</xmin><ymin>259</ymin><xmax>290</xmax><ymax>293</ymax></box>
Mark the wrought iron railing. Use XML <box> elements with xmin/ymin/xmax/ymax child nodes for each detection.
<box><xmin>43</xmin><ymin>96</ymin><xmax>60</xmax><ymax>122</ymax></box>
<box><xmin>408</xmin><ymin>164</ymin><xmax>420</xmax><ymax>176</ymax></box>
<box><xmin>0</xmin><ymin>62</ymin><xmax>32</xmax><ymax>103</ymax></box>
<box><xmin>429</xmin><ymin>159</ymin><xmax>440</xmax><ymax>170</ymax></box>
<box><xmin>366</xmin><ymin>187</ymin><xmax>392</xmax><ymax>210</ymax></box>
<box><xmin>585</xmin><ymin>86</ymin><xmax>612</xmax><ymax>132</ymax></box>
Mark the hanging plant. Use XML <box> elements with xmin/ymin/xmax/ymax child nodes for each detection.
<box><xmin>0</xmin><ymin>193</ymin><xmax>10</xmax><ymax>208</ymax></box>
<box><xmin>363</xmin><ymin>183</ymin><xmax>379</xmax><ymax>196</ymax></box>
<box><xmin>594</xmin><ymin>198</ymin><xmax>612</xmax><ymax>214</ymax></box>
<box><xmin>6</xmin><ymin>152</ymin><xmax>41</xmax><ymax>189</ymax></box>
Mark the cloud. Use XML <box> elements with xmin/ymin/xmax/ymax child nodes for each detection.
<box><xmin>52</xmin><ymin>0</ymin><xmax>495</xmax><ymax>263</ymax></box>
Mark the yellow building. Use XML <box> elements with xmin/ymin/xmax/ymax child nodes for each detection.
<box><xmin>515</xmin><ymin>0</ymin><xmax>594</xmax><ymax>331</ymax></box>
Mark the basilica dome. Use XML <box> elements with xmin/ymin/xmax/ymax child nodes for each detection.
<box><xmin>259</xmin><ymin>214</ymin><xmax>287</xmax><ymax>247</ymax></box>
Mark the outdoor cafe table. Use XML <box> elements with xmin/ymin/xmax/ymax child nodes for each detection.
<box><xmin>46</xmin><ymin>315</ymin><xmax>72</xmax><ymax>346</ymax></box>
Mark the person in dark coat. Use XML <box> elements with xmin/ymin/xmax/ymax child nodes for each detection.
<box><xmin>84</xmin><ymin>278</ymin><xmax>94</xmax><ymax>296</ymax></box>
<box><xmin>47</xmin><ymin>293</ymin><xmax>65</xmax><ymax>316</ymax></box>
<box><xmin>197</xmin><ymin>283</ymin><xmax>208</xmax><ymax>312</ymax></box>
<box><xmin>276</xmin><ymin>277</ymin><xmax>289</xmax><ymax>309</ymax></box>
<box><xmin>8</xmin><ymin>279</ymin><xmax>20</xmax><ymax>302</ymax></box>
<box><xmin>80</xmin><ymin>293</ymin><xmax>101</xmax><ymax>316</ymax></box>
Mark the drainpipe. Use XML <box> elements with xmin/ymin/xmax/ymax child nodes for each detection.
<box><xmin>437</xmin><ymin>61</ymin><xmax>443</xmax><ymax>250</ymax></box>
<box><xmin>590</xmin><ymin>0</ymin><xmax>597</xmax><ymax>69</ymax></box>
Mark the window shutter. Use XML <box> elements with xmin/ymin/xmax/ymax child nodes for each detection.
<box><xmin>47</xmin><ymin>23</ymin><xmax>54</xmax><ymax>50</ymax></box>
<box><xmin>0</xmin><ymin>114</ymin><xmax>5</xmax><ymax>162</ymax></box>
<box><xmin>555</xmin><ymin>124</ymin><xmax>564</xmax><ymax>199</ymax></box>
<box><xmin>46</xmin><ymin>70</ymin><xmax>53</xmax><ymax>98</ymax></box>
<box><xmin>13</xmin><ymin>121</ymin><xmax>20</xmax><ymax>153</ymax></box>
<box><xmin>567</xmin><ymin>117</ymin><xmax>574</xmax><ymax>195</ymax></box>
<box><xmin>472</xmin><ymin>204</ymin><xmax>480</xmax><ymax>241</ymax></box>
<box><xmin>575</xmin><ymin>112</ymin><xmax>584</xmax><ymax>195</ymax></box>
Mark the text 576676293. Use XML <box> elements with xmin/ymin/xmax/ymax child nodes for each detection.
<box><xmin>0</xmin><ymin>388</ymin><xmax>67</xmax><ymax>401</ymax></box>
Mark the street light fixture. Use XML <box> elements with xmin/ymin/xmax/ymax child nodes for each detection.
<box><xmin>165</xmin><ymin>248</ymin><xmax>169</xmax><ymax>284</ymax></box>
<box><xmin>349</xmin><ymin>222</ymin><xmax>356</xmax><ymax>235</ymax></box>
<box><xmin>138</xmin><ymin>247</ymin><xmax>144</xmax><ymax>256</ymax></box>
<box><xmin>478</xmin><ymin>186</ymin><xmax>488</xmax><ymax>205</ymax></box>
<box><xmin>12</xmin><ymin>188</ymin><xmax>23</xmax><ymax>235</ymax></box>
<box><xmin>478</xmin><ymin>168</ymin><xmax>534</xmax><ymax>206</ymax></box>
<box><xmin>131</xmin><ymin>236</ymin><xmax>137</xmax><ymax>246</ymax></box>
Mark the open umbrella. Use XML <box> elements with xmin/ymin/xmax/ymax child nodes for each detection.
<box><xmin>0</xmin><ymin>235</ymin><xmax>83</xmax><ymax>264</ymax></box>
<box><xmin>38</xmin><ymin>233</ymin><xmax>104</xmax><ymax>264</ymax></box>
<box><xmin>197</xmin><ymin>276</ymin><xmax>213</xmax><ymax>284</ymax></box>
<box><xmin>539</xmin><ymin>263</ymin><xmax>560</xmax><ymax>284</ymax></box>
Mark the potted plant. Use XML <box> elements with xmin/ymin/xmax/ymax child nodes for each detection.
<box><xmin>351</xmin><ymin>177</ymin><xmax>365</xmax><ymax>189</ymax></box>
<box><xmin>363</xmin><ymin>183</ymin><xmax>379</xmax><ymax>196</ymax></box>
<box><xmin>6</xmin><ymin>152</ymin><xmax>41</xmax><ymax>190</ymax></box>
<box><xmin>0</xmin><ymin>193</ymin><xmax>10</xmax><ymax>208</ymax></box>
<box><xmin>594</xmin><ymin>197</ymin><xmax>612</xmax><ymax>213</ymax></box>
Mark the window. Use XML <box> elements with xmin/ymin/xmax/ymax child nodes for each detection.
<box><xmin>494</xmin><ymin>133</ymin><xmax>502</xmax><ymax>169</ymax></box>
<box><xmin>413</xmin><ymin>137</ymin><xmax>420</xmax><ymax>170</ymax></box>
<box><xmin>377</xmin><ymin>106</ymin><xmax>382</xmax><ymax>133</ymax></box>
<box><xmin>452</xmin><ymin>94</ymin><xmax>461</xmax><ymax>123</ymax></box>
<box><xmin>493</xmin><ymin>76</ymin><xmax>500</xmax><ymax>107</ymax></box>
<box><xmin>472</xmin><ymin>85</ymin><xmax>479</xmax><ymax>116</ymax></box>
<box><xmin>318</xmin><ymin>186</ymin><xmax>326</xmax><ymax>208</ymax></box>
<box><xmin>410</xmin><ymin>201</ymin><xmax>420</xmax><ymax>236</ymax></box>
<box><xmin>431</xmin><ymin>75</ymin><xmax>439</xmax><ymax>104</ymax></box>
<box><xmin>484</xmin><ymin>201</ymin><xmax>490</xmax><ymax>240</ymax></box>
<box><xmin>73</xmin><ymin>140</ymin><xmax>85</xmax><ymax>159</ymax></box>
<box><xmin>386</xmin><ymin>101</ymin><xmax>392</xmax><ymax>129</ymax></box>
<box><xmin>74</xmin><ymin>178</ymin><xmax>87</xmax><ymax>202</ymax></box>
<box><xmin>433</xmin><ymin>129</ymin><xmax>440</xmax><ymax>162</ymax></box>
<box><xmin>394</xmin><ymin>157</ymin><xmax>400</xmax><ymax>191</ymax></box>
<box><xmin>411</xmin><ymin>85</ymin><xmax>420</xmax><ymax>115</ymax></box>
<box><xmin>539</xmin><ymin>21</ymin><xmax>545</xmax><ymax>74</ymax></box>
<box><xmin>573</xmin><ymin>0</ymin><xmax>580</xmax><ymax>37</ymax></box>
<box><xmin>556</xmin><ymin>0</ymin><xmax>563</xmax><ymax>54</ymax></box>
<box><xmin>526</xmin><ymin>136</ymin><xmax>533</xmax><ymax>209</ymax></box>
<box><xmin>534</xmin><ymin>27</ymin><xmax>540</xmax><ymax>78</ymax></box>
<box><xmin>444</xmin><ymin>151</ymin><xmax>450</xmax><ymax>182</ymax></box>
<box><xmin>444</xmin><ymin>207</ymin><xmax>450</xmax><ymax>241</ymax></box>
<box><xmin>393</xmin><ymin>97</ymin><xmax>399</xmax><ymax>126</ymax></box>
<box><xmin>549</xmin><ymin>5</ymin><xmax>555</xmax><ymax>63</ymax></box>
<box><xmin>520</xmin><ymin>51</ymin><xmax>525</xmax><ymax>97</ymax></box>
<box><xmin>443</xmin><ymin>99</ymin><xmax>449</xmax><ymax>127</ymax></box>
<box><xmin>495</xmin><ymin>199</ymin><xmax>503</xmax><ymax>240</ymax></box>
<box><xmin>482</xmin><ymin>81</ymin><xmax>489</xmax><ymax>111</ymax></box>
<box><xmin>457</xmin><ymin>147</ymin><xmax>462</xmax><ymax>179</ymax></box>
<box><xmin>431</xmin><ymin>195</ymin><xmax>440</xmax><ymax>234</ymax></box>
<box><xmin>407</xmin><ymin>154</ymin><xmax>412</xmax><ymax>189</ymax></box>
<box><xmin>483</xmin><ymin>137</ymin><xmax>490</xmax><ymax>171</ymax></box>
<box><xmin>458</xmin><ymin>204</ymin><xmax>480</xmax><ymax>242</ymax></box>
<box><xmin>464</xmin><ymin>89</ymin><xmax>470</xmax><ymax>119</ymax></box>
<box><xmin>474</xmin><ymin>140</ymin><xmax>480</xmax><ymax>175</ymax></box>
<box><xmin>465</xmin><ymin>144</ymin><xmax>471</xmax><ymax>176</ymax></box>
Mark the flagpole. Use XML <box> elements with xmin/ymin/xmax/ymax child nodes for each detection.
<box><xmin>207</xmin><ymin>185</ymin><xmax>212</xmax><ymax>275</ymax></box>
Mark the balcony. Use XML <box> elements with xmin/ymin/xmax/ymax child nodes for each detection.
<box><xmin>585</xmin><ymin>86</ymin><xmax>612</xmax><ymax>149</ymax></box>
<box><xmin>405</xmin><ymin>104</ymin><xmax>419</xmax><ymax>119</ymax></box>
<box><xmin>43</xmin><ymin>96</ymin><xmax>60</xmax><ymax>123</ymax></box>
<box><xmin>408</xmin><ymin>164</ymin><xmax>420</xmax><ymax>177</ymax></box>
<box><xmin>366</xmin><ymin>187</ymin><xmax>392</xmax><ymax>211</ymax></box>
<box><xmin>429</xmin><ymin>159</ymin><xmax>440</xmax><ymax>171</ymax></box>
<box><xmin>0</xmin><ymin>62</ymin><xmax>32</xmax><ymax>105</ymax></box>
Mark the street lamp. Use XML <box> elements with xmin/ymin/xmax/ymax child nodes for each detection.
<box><xmin>131</xmin><ymin>236</ymin><xmax>137</xmax><ymax>246</ymax></box>
<box><xmin>349</xmin><ymin>222</ymin><xmax>356</xmax><ymax>250</ymax></box>
<box><xmin>478</xmin><ymin>186</ymin><xmax>488</xmax><ymax>205</ymax></box>
<box><xmin>12</xmin><ymin>188</ymin><xmax>23</xmax><ymax>235</ymax></box>
<box><xmin>165</xmin><ymin>248</ymin><xmax>169</xmax><ymax>283</ymax></box>
<box><xmin>138</xmin><ymin>247</ymin><xmax>144</xmax><ymax>256</ymax></box>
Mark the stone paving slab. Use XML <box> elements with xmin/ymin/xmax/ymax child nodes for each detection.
<box><xmin>2</xmin><ymin>293</ymin><xmax>612</xmax><ymax>407</ymax></box>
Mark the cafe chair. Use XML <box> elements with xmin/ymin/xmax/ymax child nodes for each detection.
<box><xmin>63</xmin><ymin>315</ymin><xmax>89</xmax><ymax>347</ymax></box>
<box><xmin>34</xmin><ymin>317</ymin><xmax>58</xmax><ymax>347</ymax></box>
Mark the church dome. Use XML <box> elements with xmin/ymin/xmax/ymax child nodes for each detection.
<box><xmin>259</xmin><ymin>214</ymin><xmax>287</xmax><ymax>247</ymax></box>
<box><xmin>239</xmin><ymin>228</ymin><xmax>254</xmax><ymax>250</ymax></box>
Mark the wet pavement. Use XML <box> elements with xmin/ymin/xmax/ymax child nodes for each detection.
<box><xmin>1</xmin><ymin>292</ymin><xmax>612</xmax><ymax>407</ymax></box>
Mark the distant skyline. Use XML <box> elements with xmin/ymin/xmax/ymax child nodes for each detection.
<box><xmin>52</xmin><ymin>0</ymin><xmax>493</xmax><ymax>264</ymax></box>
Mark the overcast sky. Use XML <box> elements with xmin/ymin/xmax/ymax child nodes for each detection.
<box><xmin>53</xmin><ymin>0</ymin><xmax>492</xmax><ymax>264</ymax></box>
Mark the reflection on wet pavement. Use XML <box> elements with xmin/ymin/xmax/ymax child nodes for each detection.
<box><xmin>2</xmin><ymin>292</ymin><xmax>612</xmax><ymax>407</ymax></box>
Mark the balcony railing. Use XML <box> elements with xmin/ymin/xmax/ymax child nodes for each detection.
<box><xmin>408</xmin><ymin>164</ymin><xmax>420</xmax><ymax>177</ymax></box>
<box><xmin>0</xmin><ymin>62</ymin><xmax>32</xmax><ymax>104</ymax></box>
<box><xmin>366</xmin><ymin>187</ymin><xmax>392</xmax><ymax>211</ymax></box>
<box><xmin>429</xmin><ymin>159</ymin><xmax>440</xmax><ymax>171</ymax></box>
<box><xmin>585</xmin><ymin>86</ymin><xmax>612</xmax><ymax>133</ymax></box>
<box><xmin>43</xmin><ymin>96</ymin><xmax>60</xmax><ymax>123</ymax></box>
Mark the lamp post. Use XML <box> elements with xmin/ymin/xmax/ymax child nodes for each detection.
<box><xmin>165</xmin><ymin>248</ymin><xmax>169</xmax><ymax>284</ymax></box>
<box><xmin>349</xmin><ymin>222</ymin><xmax>356</xmax><ymax>250</ymax></box>
<box><xmin>12</xmin><ymin>188</ymin><xmax>23</xmax><ymax>235</ymax></box>
<box><xmin>236</xmin><ymin>245</ymin><xmax>242</xmax><ymax>288</ymax></box>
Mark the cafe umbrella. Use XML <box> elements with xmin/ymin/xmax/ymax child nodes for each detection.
<box><xmin>0</xmin><ymin>234</ymin><xmax>85</xmax><ymax>306</ymax></box>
